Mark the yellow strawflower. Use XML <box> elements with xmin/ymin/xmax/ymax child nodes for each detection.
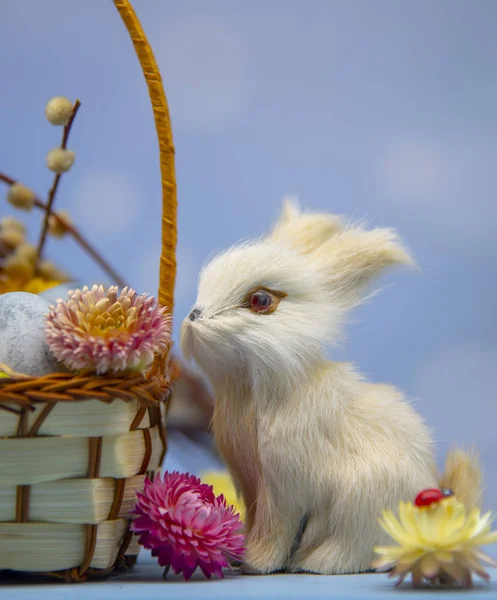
<box><xmin>373</xmin><ymin>493</ymin><xmax>497</xmax><ymax>588</ymax></box>
<box><xmin>201</xmin><ymin>470</ymin><xmax>245</xmax><ymax>521</ymax></box>
<box><xmin>22</xmin><ymin>278</ymin><xmax>62</xmax><ymax>295</ymax></box>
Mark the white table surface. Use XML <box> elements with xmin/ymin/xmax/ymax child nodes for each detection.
<box><xmin>2</xmin><ymin>553</ymin><xmax>497</xmax><ymax>600</ymax></box>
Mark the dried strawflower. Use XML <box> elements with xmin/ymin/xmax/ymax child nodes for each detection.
<box><xmin>2</xmin><ymin>255</ymin><xmax>35</xmax><ymax>281</ymax></box>
<box><xmin>1</xmin><ymin>217</ymin><xmax>26</xmax><ymax>237</ymax></box>
<box><xmin>372</xmin><ymin>489</ymin><xmax>497</xmax><ymax>588</ymax></box>
<box><xmin>45</xmin><ymin>96</ymin><xmax>74</xmax><ymax>126</ymax></box>
<box><xmin>6</xmin><ymin>183</ymin><xmax>35</xmax><ymax>211</ymax></box>
<box><xmin>45</xmin><ymin>285</ymin><xmax>172</xmax><ymax>374</ymax></box>
<box><xmin>37</xmin><ymin>259</ymin><xmax>66</xmax><ymax>281</ymax></box>
<box><xmin>0</xmin><ymin>228</ymin><xmax>24</xmax><ymax>249</ymax></box>
<box><xmin>23</xmin><ymin>277</ymin><xmax>61</xmax><ymax>295</ymax></box>
<box><xmin>131</xmin><ymin>472</ymin><xmax>245</xmax><ymax>580</ymax></box>
<box><xmin>14</xmin><ymin>243</ymin><xmax>37</xmax><ymax>263</ymax></box>
<box><xmin>0</xmin><ymin>242</ymin><xmax>11</xmax><ymax>259</ymax></box>
<box><xmin>200</xmin><ymin>470</ymin><xmax>245</xmax><ymax>522</ymax></box>
<box><xmin>46</xmin><ymin>148</ymin><xmax>76</xmax><ymax>174</ymax></box>
<box><xmin>48</xmin><ymin>209</ymin><xmax>71</xmax><ymax>238</ymax></box>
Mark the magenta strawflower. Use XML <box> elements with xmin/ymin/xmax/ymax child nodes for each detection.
<box><xmin>131</xmin><ymin>471</ymin><xmax>245</xmax><ymax>580</ymax></box>
<box><xmin>45</xmin><ymin>284</ymin><xmax>171</xmax><ymax>374</ymax></box>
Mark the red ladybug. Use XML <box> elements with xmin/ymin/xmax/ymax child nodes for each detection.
<box><xmin>414</xmin><ymin>487</ymin><xmax>453</xmax><ymax>507</ymax></box>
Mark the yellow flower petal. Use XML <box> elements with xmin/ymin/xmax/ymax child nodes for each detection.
<box><xmin>23</xmin><ymin>278</ymin><xmax>62</xmax><ymax>294</ymax></box>
<box><xmin>398</xmin><ymin>501</ymin><xmax>418</xmax><ymax>534</ymax></box>
<box><xmin>371</xmin><ymin>556</ymin><xmax>395</xmax><ymax>571</ymax></box>
<box><xmin>434</xmin><ymin>550</ymin><xmax>454</xmax><ymax>563</ymax></box>
<box><xmin>393</xmin><ymin>570</ymin><xmax>410</xmax><ymax>588</ymax></box>
<box><xmin>442</xmin><ymin>561</ymin><xmax>471</xmax><ymax>587</ymax></box>
<box><xmin>467</xmin><ymin>510</ymin><xmax>492</xmax><ymax>537</ymax></box>
<box><xmin>456</xmin><ymin>550</ymin><xmax>483</xmax><ymax>571</ymax></box>
<box><xmin>396</xmin><ymin>549</ymin><xmax>424</xmax><ymax>567</ymax></box>
<box><xmin>419</xmin><ymin>553</ymin><xmax>440</xmax><ymax>578</ymax></box>
<box><xmin>475</xmin><ymin>550</ymin><xmax>497</xmax><ymax>568</ymax></box>
<box><xmin>465</xmin><ymin>530</ymin><xmax>497</xmax><ymax>547</ymax></box>
<box><xmin>453</xmin><ymin>551</ymin><xmax>491</xmax><ymax>582</ymax></box>
<box><xmin>439</xmin><ymin>510</ymin><xmax>467</xmax><ymax>542</ymax></box>
<box><xmin>200</xmin><ymin>470</ymin><xmax>245</xmax><ymax>520</ymax></box>
<box><xmin>411</xmin><ymin>564</ymin><xmax>424</xmax><ymax>587</ymax></box>
<box><xmin>412</xmin><ymin>506</ymin><xmax>438</xmax><ymax>545</ymax></box>
<box><xmin>379</xmin><ymin>511</ymin><xmax>417</xmax><ymax>547</ymax></box>
<box><xmin>373</xmin><ymin>545</ymin><xmax>408</xmax><ymax>557</ymax></box>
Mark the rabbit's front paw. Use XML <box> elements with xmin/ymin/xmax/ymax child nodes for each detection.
<box><xmin>240</xmin><ymin>561</ymin><xmax>267</xmax><ymax>576</ymax></box>
<box><xmin>240</xmin><ymin>539</ymin><xmax>287</xmax><ymax>575</ymax></box>
<box><xmin>240</xmin><ymin>554</ymin><xmax>284</xmax><ymax>575</ymax></box>
<box><xmin>289</xmin><ymin>536</ymin><xmax>372</xmax><ymax>575</ymax></box>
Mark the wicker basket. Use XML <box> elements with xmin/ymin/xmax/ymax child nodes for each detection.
<box><xmin>0</xmin><ymin>0</ymin><xmax>177</xmax><ymax>582</ymax></box>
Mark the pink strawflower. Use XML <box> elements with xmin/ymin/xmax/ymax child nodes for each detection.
<box><xmin>131</xmin><ymin>471</ymin><xmax>245</xmax><ymax>580</ymax></box>
<box><xmin>45</xmin><ymin>284</ymin><xmax>171</xmax><ymax>375</ymax></box>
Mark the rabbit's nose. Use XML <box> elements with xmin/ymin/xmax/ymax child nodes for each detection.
<box><xmin>188</xmin><ymin>307</ymin><xmax>203</xmax><ymax>321</ymax></box>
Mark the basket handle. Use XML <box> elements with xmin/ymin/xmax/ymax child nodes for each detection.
<box><xmin>113</xmin><ymin>0</ymin><xmax>177</xmax><ymax>376</ymax></box>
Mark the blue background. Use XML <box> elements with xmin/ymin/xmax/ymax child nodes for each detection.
<box><xmin>1</xmin><ymin>0</ymin><xmax>496</xmax><ymax>507</ymax></box>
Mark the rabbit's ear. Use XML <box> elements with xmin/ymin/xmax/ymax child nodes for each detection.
<box><xmin>310</xmin><ymin>226</ymin><xmax>416</xmax><ymax>304</ymax></box>
<box><xmin>270</xmin><ymin>196</ymin><xmax>343</xmax><ymax>255</ymax></box>
<box><xmin>271</xmin><ymin>195</ymin><xmax>302</xmax><ymax>232</ymax></box>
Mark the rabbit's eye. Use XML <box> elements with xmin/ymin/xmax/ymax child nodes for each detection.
<box><xmin>243</xmin><ymin>287</ymin><xmax>287</xmax><ymax>314</ymax></box>
<box><xmin>250</xmin><ymin>290</ymin><xmax>273</xmax><ymax>313</ymax></box>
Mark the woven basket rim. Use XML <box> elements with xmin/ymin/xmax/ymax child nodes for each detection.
<box><xmin>0</xmin><ymin>362</ymin><xmax>170</xmax><ymax>411</ymax></box>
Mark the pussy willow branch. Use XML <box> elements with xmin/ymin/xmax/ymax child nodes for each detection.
<box><xmin>36</xmin><ymin>99</ymin><xmax>81</xmax><ymax>263</ymax></box>
<box><xmin>0</xmin><ymin>172</ymin><xmax>127</xmax><ymax>288</ymax></box>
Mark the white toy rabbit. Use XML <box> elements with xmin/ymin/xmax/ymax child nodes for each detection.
<box><xmin>180</xmin><ymin>198</ymin><xmax>481</xmax><ymax>575</ymax></box>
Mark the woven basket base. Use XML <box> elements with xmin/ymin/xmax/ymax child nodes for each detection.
<box><xmin>0</xmin><ymin>343</ymin><xmax>170</xmax><ymax>583</ymax></box>
<box><xmin>0</xmin><ymin>528</ymin><xmax>144</xmax><ymax>583</ymax></box>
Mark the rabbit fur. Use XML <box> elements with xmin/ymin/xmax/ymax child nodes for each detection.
<box><xmin>180</xmin><ymin>198</ymin><xmax>481</xmax><ymax>575</ymax></box>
